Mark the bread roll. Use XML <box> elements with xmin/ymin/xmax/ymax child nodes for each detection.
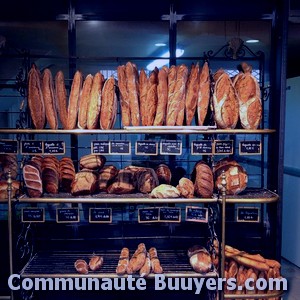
<box><xmin>191</xmin><ymin>161</ymin><xmax>214</xmax><ymax>198</ymax></box>
<box><xmin>55</xmin><ymin>70</ymin><xmax>68</xmax><ymax>129</ymax></box>
<box><xmin>197</xmin><ymin>62</ymin><xmax>211</xmax><ymax>126</ymax></box>
<box><xmin>28</xmin><ymin>64</ymin><xmax>45</xmax><ymax>129</ymax></box>
<box><xmin>212</xmin><ymin>69</ymin><xmax>239</xmax><ymax>129</ymax></box>
<box><xmin>89</xmin><ymin>255</ymin><xmax>103</xmax><ymax>271</ymax></box>
<box><xmin>185</xmin><ymin>63</ymin><xmax>200</xmax><ymax>125</ymax></box>
<box><xmin>127</xmin><ymin>243</ymin><xmax>146</xmax><ymax>274</ymax></box>
<box><xmin>41</xmin><ymin>68</ymin><xmax>58</xmax><ymax>129</ymax></box>
<box><xmin>74</xmin><ymin>259</ymin><xmax>89</xmax><ymax>274</ymax></box>
<box><xmin>176</xmin><ymin>177</ymin><xmax>194</xmax><ymax>198</ymax></box>
<box><xmin>100</xmin><ymin>77</ymin><xmax>117</xmax><ymax>129</ymax></box>
<box><xmin>116</xmin><ymin>247</ymin><xmax>130</xmax><ymax>275</ymax></box>
<box><xmin>233</xmin><ymin>62</ymin><xmax>262</xmax><ymax>129</ymax></box>
<box><xmin>59</xmin><ymin>158</ymin><xmax>76</xmax><ymax>193</ymax></box>
<box><xmin>117</xmin><ymin>65</ymin><xmax>130</xmax><ymax>127</ymax></box>
<box><xmin>78</xmin><ymin>74</ymin><xmax>93</xmax><ymax>129</ymax></box>
<box><xmin>155</xmin><ymin>164</ymin><xmax>172</xmax><ymax>184</ymax></box>
<box><xmin>139</xmin><ymin>253</ymin><xmax>151</xmax><ymax>277</ymax></box>
<box><xmin>67</xmin><ymin>70</ymin><xmax>83</xmax><ymax>129</ymax></box>
<box><xmin>149</xmin><ymin>247</ymin><xmax>163</xmax><ymax>274</ymax></box>
<box><xmin>87</xmin><ymin>72</ymin><xmax>104</xmax><ymax>129</ymax></box>
<box><xmin>125</xmin><ymin>62</ymin><xmax>140</xmax><ymax>126</ymax></box>
<box><xmin>154</xmin><ymin>66</ymin><xmax>168</xmax><ymax>126</ymax></box>
<box><xmin>150</xmin><ymin>184</ymin><xmax>180</xmax><ymax>198</ymax></box>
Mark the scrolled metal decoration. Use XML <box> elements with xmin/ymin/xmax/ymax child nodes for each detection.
<box><xmin>16</xmin><ymin>223</ymin><xmax>34</xmax><ymax>269</ymax></box>
<box><xmin>20</xmin><ymin>288</ymin><xmax>35</xmax><ymax>300</ymax></box>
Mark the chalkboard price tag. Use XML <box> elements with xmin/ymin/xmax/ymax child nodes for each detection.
<box><xmin>56</xmin><ymin>208</ymin><xmax>79</xmax><ymax>223</ymax></box>
<box><xmin>159</xmin><ymin>207</ymin><xmax>181</xmax><ymax>223</ymax></box>
<box><xmin>237</xmin><ymin>207</ymin><xmax>260</xmax><ymax>223</ymax></box>
<box><xmin>21</xmin><ymin>141</ymin><xmax>43</xmax><ymax>155</ymax></box>
<box><xmin>135</xmin><ymin>141</ymin><xmax>158</xmax><ymax>155</ymax></box>
<box><xmin>138</xmin><ymin>208</ymin><xmax>159</xmax><ymax>223</ymax></box>
<box><xmin>89</xmin><ymin>208</ymin><xmax>112</xmax><ymax>223</ymax></box>
<box><xmin>239</xmin><ymin>141</ymin><xmax>261</xmax><ymax>155</ymax></box>
<box><xmin>0</xmin><ymin>140</ymin><xmax>18</xmax><ymax>154</ymax></box>
<box><xmin>110</xmin><ymin>141</ymin><xmax>131</xmax><ymax>154</ymax></box>
<box><xmin>185</xmin><ymin>206</ymin><xmax>208</xmax><ymax>223</ymax></box>
<box><xmin>22</xmin><ymin>208</ymin><xmax>45</xmax><ymax>223</ymax></box>
<box><xmin>214</xmin><ymin>140</ymin><xmax>233</xmax><ymax>155</ymax></box>
<box><xmin>44</xmin><ymin>141</ymin><xmax>65</xmax><ymax>155</ymax></box>
<box><xmin>191</xmin><ymin>141</ymin><xmax>213</xmax><ymax>155</ymax></box>
<box><xmin>160</xmin><ymin>141</ymin><xmax>182</xmax><ymax>155</ymax></box>
<box><xmin>91</xmin><ymin>141</ymin><xmax>110</xmax><ymax>154</ymax></box>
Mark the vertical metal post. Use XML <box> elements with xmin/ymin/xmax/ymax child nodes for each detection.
<box><xmin>7</xmin><ymin>171</ymin><xmax>14</xmax><ymax>300</ymax></box>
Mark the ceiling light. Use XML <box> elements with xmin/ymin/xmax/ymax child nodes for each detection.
<box><xmin>146</xmin><ymin>49</ymin><xmax>185</xmax><ymax>71</ymax></box>
<box><xmin>246</xmin><ymin>39</ymin><xmax>260</xmax><ymax>43</ymax></box>
<box><xmin>155</xmin><ymin>43</ymin><xmax>167</xmax><ymax>47</ymax></box>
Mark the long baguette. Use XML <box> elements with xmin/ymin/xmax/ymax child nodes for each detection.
<box><xmin>55</xmin><ymin>71</ymin><xmax>68</xmax><ymax>129</ymax></box>
<box><xmin>78</xmin><ymin>74</ymin><xmax>93</xmax><ymax>129</ymax></box>
<box><xmin>42</xmin><ymin>68</ymin><xmax>58</xmax><ymax>129</ymax></box>
<box><xmin>67</xmin><ymin>70</ymin><xmax>83</xmax><ymax>129</ymax></box>
<box><xmin>87</xmin><ymin>72</ymin><xmax>104</xmax><ymax>129</ymax></box>
<box><xmin>28</xmin><ymin>64</ymin><xmax>45</xmax><ymax>129</ymax></box>
<box><xmin>139</xmin><ymin>68</ymin><xmax>148</xmax><ymax>126</ymax></box>
<box><xmin>117</xmin><ymin>65</ymin><xmax>130</xmax><ymax>127</ymax></box>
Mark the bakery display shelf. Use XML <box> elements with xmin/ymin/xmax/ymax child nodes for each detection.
<box><xmin>224</xmin><ymin>291</ymin><xmax>284</xmax><ymax>299</ymax></box>
<box><xmin>17</xmin><ymin>193</ymin><xmax>218</xmax><ymax>204</ymax></box>
<box><xmin>218</xmin><ymin>188</ymin><xmax>279</xmax><ymax>204</ymax></box>
<box><xmin>20</xmin><ymin>250</ymin><xmax>218</xmax><ymax>279</ymax></box>
<box><xmin>0</xmin><ymin>128</ymin><xmax>276</xmax><ymax>135</ymax></box>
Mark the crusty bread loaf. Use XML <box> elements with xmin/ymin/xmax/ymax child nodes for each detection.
<box><xmin>116</xmin><ymin>247</ymin><xmax>130</xmax><ymax>275</ymax></box>
<box><xmin>41</xmin><ymin>68</ymin><xmax>58</xmax><ymax>129</ymax></box>
<box><xmin>189</xmin><ymin>247</ymin><xmax>212</xmax><ymax>274</ymax></box>
<box><xmin>125</xmin><ymin>62</ymin><xmax>140</xmax><ymax>126</ymax></box>
<box><xmin>97</xmin><ymin>165</ymin><xmax>118</xmax><ymax>191</ymax></box>
<box><xmin>176</xmin><ymin>177</ymin><xmax>194</xmax><ymax>198</ymax></box>
<box><xmin>28</xmin><ymin>64</ymin><xmax>45</xmax><ymax>129</ymax></box>
<box><xmin>212</xmin><ymin>69</ymin><xmax>239</xmax><ymax>129</ymax></box>
<box><xmin>185</xmin><ymin>63</ymin><xmax>200</xmax><ymax>125</ymax></box>
<box><xmin>100</xmin><ymin>77</ymin><xmax>117</xmax><ymax>129</ymax></box>
<box><xmin>150</xmin><ymin>184</ymin><xmax>180</xmax><ymax>198</ymax></box>
<box><xmin>107</xmin><ymin>169</ymin><xmax>136</xmax><ymax>194</ymax></box>
<box><xmin>79</xmin><ymin>154</ymin><xmax>106</xmax><ymax>170</ymax></box>
<box><xmin>78</xmin><ymin>74</ymin><xmax>93</xmax><ymax>129</ymax></box>
<box><xmin>67</xmin><ymin>70</ymin><xmax>83</xmax><ymax>129</ymax></box>
<box><xmin>134</xmin><ymin>168</ymin><xmax>159</xmax><ymax>194</ymax></box>
<box><xmin>55</xmin><ymin>70</ymin><xmax>68</xmax><ymax>129</ymax></box>
<box><xmin>0</xmin><ymin>181</ymin><xmax>20</xmax><ymax>200</ymax></box>
<box><xmin>23</xmin><ymin>162</ymin><xmax>43</xmax><ymax>198</ymax></box>
<box><xmin>59</xmin><ymin>158</ymin><xmax>75</xmax><ymax>193</ymax></box>
<box><xmin>139</xmin><ymin>68</ymin><xmax>148</xmax><ymax>126</ymax></box>
<box><xmin>0</xmin><ymin>154</ymin><xmax>18</xmax><ymax>180</ymax></box>
<box><xmin>71</xmin><ymin>171</ymin><xmax>97</xmax><ymax>196</ymax></box>
<box><xmin>197</xmin><ymin>62</ymin><xmax>211</xmax><ymax>126</ymax></box>
<box><xmin>155</xmin><ymin>164</ymin><xmax>172</xmax><ymax>184</ymax></box>
<box><xmin>191</xmin><ymin>161</ymin><xmax>214</xmax><ymax>198</ymax></box>
<box><xmin>89</xmin><ymin>255</ymin><xmax>103</xmax><ymax>271</ymax></box>
<box><xmin>127</xmin><ymin>243</ymin><xmax>147</xmax><ymax>274</ymax></box>
<box><xmin>149</xmin><ymin>247</ymin><xmax>163</xmax><ymax>274</ymax></box>
<box><xmin>166</xmin><ymin>64</ymin><xmax>188</xmax><ymax>126</ymax></box>
<box><xmin>117</xmin><ymin>65</ymin><xmax>130</xmax><ymax>127</ymax></box>
<box><xmin>233</xmin><ymin>62</ymin><xmax>262</xmax><ymax>129</ymax></box>
<box><xmin>87</xmin><ymin>72</ymin><xmax>104</xmax><ymax>129</ymax></box>
<box><xmin>154</xmin><ymin>66</ymin><xmax>168</xmax><ymax>126</ymax></box>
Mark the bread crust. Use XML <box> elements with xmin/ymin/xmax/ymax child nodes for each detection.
<box><xmin>139</xmin><ymin>68</ymin><xmax>148</xmax><ymax>126</ymax></box>
<box><xmin>55</xmin><ymin>71</ymin><xmax>68</xmax><ymax>129</ymax></box>
<box><xmin>78</xmin><ymin>74</ymin><xmax>93</xmax><ymax>129</ymax></box>
<box><xmin>117</xmin><ymin>65</ymin><xmax>130</xmax><ymax>127</ymax></box>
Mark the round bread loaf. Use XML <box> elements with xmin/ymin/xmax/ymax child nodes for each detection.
<box><xmin>176</xmin><ymin>177</ymin><xmax>194</xmax><ymax>198</ymax></box>
<box><xmin>189</xmin><ymin>247</ymin><xmax>212</xmax><ymax>274</ymax></box>
<box><xmin>155</xmin><ymin>164</ymin><xmax>172</xmax><ymax>184</ymax></box>
<box><xmin>191</xmin><ymin>161</ymin><xmax>214</xmax><ymax>198</ymax></box>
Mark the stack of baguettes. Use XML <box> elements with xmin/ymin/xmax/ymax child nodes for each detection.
<box><xmin>117</xmin><ymin>61</ymin><xmax>212</xmax><ymax>127</ymax></box>
<box><xmin>27</xmin><ymin>64</ymin><xmax>117</xmax><ymax>130</ymax></box>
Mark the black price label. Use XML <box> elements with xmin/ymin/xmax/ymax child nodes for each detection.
<box><xmin>214</xmin><ymin>140</ymin><xmax>233</xmax><ymax>155</ymax></box>
<box><xmin>138</xmin><ymin>208</ymin><xmax>159</xmax><ymax>223</ymax></box>
<box><xmin>22</xmin><ymin>208</ymin><xmax>45</xmax><ymax>223</ymax></box>
<box><xmin>56</xmin><ymin>208</ymin><xmax>79</xmax><ymax>223</ymax></box>
<box><xmin>239</xmin><ymin>141</ymin><xmax>261</xmax><ymax>155</ymax></box>
<box><xmin>159</xmin><ymin>207</ymin><xmax>181</xmax><ymax>223</ymax></box>
<box><xmin>91</xmin><ymin>141</ymin><xmax>110</xmax><ymax>154</ymax></box>
<box><xmin>89</xmin><ymin>208</ymin><xmax>112</xmax><ymax>223</ymax></box>
<box><xmin>191</xmin><ymin>141</ymin><xmax>213</xmax><ymax>155</ymax></box>
<box><xmin>44</xmin><ymin>141</ymin><xmax>65</xmax><ymax>155</ymax></box>
<box><xmin>185</xmin><ymin>206</ymin><xmax>208</xmax><ymax>223</ymax></box>
<box><xmin>135</xmin><ymin>141</ymin><xmax>158</xmax><ymax>155</ymax></box>
<box><xmin>237</xmin><ymin>207</ymin><xmax>260</xmax><ymax>223</ymax></box>
<box><xmin>160</xmin><ymin>141</ymin><xmax>182</xmax><ymax>155</ymax></box>
<box><xmin>110</xmin><ymin>141</ymin><xmax>131</xmax><ymax>154</ymax></box>
<box><xmin>21</xmin><ymin>141</ymin><xmax>43</xmax><ymax>155</ymax></box>
<box><xmin>0</xmin><ymin>140</ymin><xmax>18</xmax><ymax>154</ymax></box>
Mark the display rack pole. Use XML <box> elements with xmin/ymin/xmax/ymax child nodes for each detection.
<box><xmin>7</xmin><ymin>171</ymin><xmax>14</xmax><ymax>300</ymax></box>
<box><xmin>220</xmin><ymin>171</ymin><xmax>227</xmax><ymax>300</ymax></box>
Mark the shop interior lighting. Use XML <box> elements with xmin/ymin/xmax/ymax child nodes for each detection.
<box><xmin>246</xmin><ymin>39</ymin><xmax>260</xmax><ymax>43</ymax></box>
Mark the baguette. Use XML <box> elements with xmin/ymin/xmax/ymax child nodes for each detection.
<box><xmin>100</xmin><ymin>76</ymin><xmax>117</xmax><ymax>129</ymax></box>
<box><xmin>67</xmin><ymin>70</ymin><xmax>83</xmax><ymax>129</ymax></box>
<box><xmin>139</xmin><ymin>68</ymin><xmax>148</xmax><ymax>126</ymax></box>
<box><xmin>87</xmin><ymin>72</ymin><xmax>104</xmax><ymax>129</ymax></box>
<box><xmin>197</xmin><ymin>61</ymin><xmax>210</xmax><ymax>126</ymax></box>
<box><xmin>185</xmin><ymin>63</ymin><xmax>200</xmax><ymax>125</ymax></box>
<box><xmin>28</xmin><ymin>64</ymin><xmax>45</xmax><ymax>129</ymax></box>
<box><xmin>55</xmin><ymin>71</ymin><xmax>68</xmax><ymax>129</ymax></box>
<box><xmin>116</xmin><ymin>247</ymin><xmax>130</xmax><ymax>275</ymax></box>
<box><xmin>117</xmin><ymin>65</ymin><xmax>130</xmax><ymax>127</ymax></box>
<box><xmin>78</xmin><ymin>74</ymin><xmax>93</xmax><ymax>129</ymax></box>
<box><xmin>145</xmin><ymin>68</ymin><xmax>158</xmax><ymax>126</ymax></box>
<box><xmin>125</xmin><ymin>62</ymin><xmax>140</xmax><ymax>126</ymax></box>
<box><xmin>42</xmin><ymin>68</ymin><xmax>58</xmax><ymax>129</ymax></box>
